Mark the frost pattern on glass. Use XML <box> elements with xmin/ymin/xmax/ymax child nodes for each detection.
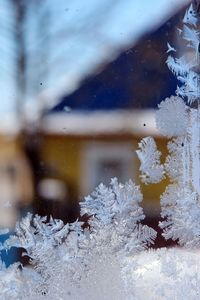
<box><xmin>167</xmin><ymin>4</ymin><xmax>200</xmax><ymax>104</ymax></box>
<box><xmin>0</xmin><ymin>179</ymin><xmax>155</xmax><ymax>299</ymax></box>
<box><xmin>156</xmin><ymin>96</ymin><xmax>187</xmax><ymax>137</ymax></box>
<box><xmin>125</xmin><ymin>247</ymin><xmax>200</xmax><ymax>300</ymax></box>
<box><xmin>1</xmin><ymin>2</ymin><xmax>200</xmax><ymax>299</ymax></box>
<box><xmin>137</xmin><ymin>3</ymin><xmax>200</xmax><ymax>248</ymax></box>
<box><xmin>81</xmin><ymin>178</ymin><xmax>156</xmax><ymax>255</ymax></box>
<box><xmin>136</xmin><ymin>137</ymin><xmax>164</xmax><ymax>184</ymax></box>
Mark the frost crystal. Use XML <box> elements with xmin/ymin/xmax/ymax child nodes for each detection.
<box><xmin>136</xmin><ymin>137</ymin><xmax>164</xmax><ymax>183</ymax></box>
<box><xmin>156</xmin><ymin>96</ymin><xmax>187</xmax><ymax>137</ymax></box>
<box><xmin>81</xmin><ymin>178</ymin><xmax>156</xmax><ymax>255</ymax></box>
<box><xmin>137</xmin><ymin>2</ymin><xmax>200</xmax><ymax>248</ymax></box>
<box><xmin>127</xmin><ymin>248</ymin><xmax>200</xmax><ymax>300</ymax></box>
<box><xmin>183</xmin><ymin>4</ymin><xmax>197</xmax><ymax>27</ymax></box>
<box><xmin>166</xmin><ymin>8</ymin><xmax>200</xmax><ymax>104</ymax></box>
<box><xmin>0</xmin><ymin>179</ymin><xmax>155</xmax><ymax>299</ymax></box>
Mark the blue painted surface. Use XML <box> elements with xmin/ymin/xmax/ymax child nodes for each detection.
<box><xmin>0</xmin><ymin>233</ymin><xmax>18</xmax><ymax>267</ymax></box>
<box><xmin>49</xmin><ymin>12</ymin><xmax>181</xmax><ymax>113</ymax></box>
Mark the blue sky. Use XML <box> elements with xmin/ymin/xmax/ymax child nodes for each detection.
<box><xmin>0</xmin><ymin>0</ymin><xmax>189</xmax><ymax>119</ymax></box>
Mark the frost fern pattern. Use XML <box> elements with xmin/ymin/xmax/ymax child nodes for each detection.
<box><xmin>0</xmin><ymin>179</ymin><xmax>156</xmax><ymax>299</ymax></box>
<box><xmin>137</xmin><ymin>4</ymin><xmax>200</xmax><ymax>247</ymax></box>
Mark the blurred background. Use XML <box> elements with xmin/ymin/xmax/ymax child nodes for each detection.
<box><xmin>0</xmin><ymin>0</ymin><xmax>190</xmax><ymax>261</ymax></box>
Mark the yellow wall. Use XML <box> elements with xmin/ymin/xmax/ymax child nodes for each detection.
<box><xmin>40</xmin><ymin>133</ymin><xmax>169</xmax><ymax>215</ymax></box>
<box><xmin>0</xmin><ymin>135</ymin><xmax>19</xmax><ymax>158</ymax></box>
<box><xmin>40</xmin><ymin>135</ymin><xmax>81</xmax><ymax>189</ymax></box>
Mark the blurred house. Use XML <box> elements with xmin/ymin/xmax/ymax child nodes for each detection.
<box><xmin>0</xmin><ymin>5</ymin><xmax>186</xmax><ymax>235</ymax></box>
<box><xmin>36</xmin><ymin>10</ymin><xmax>185</xmax><ymax>225</ymax></box>
<box><xmin>0</xmin><ymin>2</ymin><xmax>188</xmax><ymax>259</ymax></box>
<box><xmin>39</xmin><ymin>110</ymin><xmax>168</xmax><ymax>219</ymax></box>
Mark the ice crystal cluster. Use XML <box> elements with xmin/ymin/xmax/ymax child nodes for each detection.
<box><xmin>137</xmin><ymin>2</ymin><xmax>200</xmax><ymax>248</ymax></box>
<box><xmin>1</xmin><ymin>2</ymin><xmax>200</xmax><ymax>300</ymax></box>
<box><xmin>0</xmin><ymin>179</ymin><xmax>156</xmax><ymax>299</ymax></box>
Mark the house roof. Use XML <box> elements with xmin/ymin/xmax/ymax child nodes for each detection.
<box><xmin>48</xmin><ymin>7</ymin><xmax>185</xmax><ymax>114</ymax></box>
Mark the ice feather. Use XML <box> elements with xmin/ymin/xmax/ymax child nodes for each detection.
<box><xmin>136</xmin><ymin>137</ymin><xmax>164</xmax><ymax>184</ymax></box>
<box><xmin>182</xmin><ymin>25</ymin><xmax>199</xmax><ymax>52</ymax></box>
<box><xmin>166</xmin><ymin>42</ymin><xmax>176</xmax><ymax>53</ymax></box>
<box><xmin>183</xmin><ymin>4</ymin><xmax>197</xmax><ymax>27</ymax></box>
